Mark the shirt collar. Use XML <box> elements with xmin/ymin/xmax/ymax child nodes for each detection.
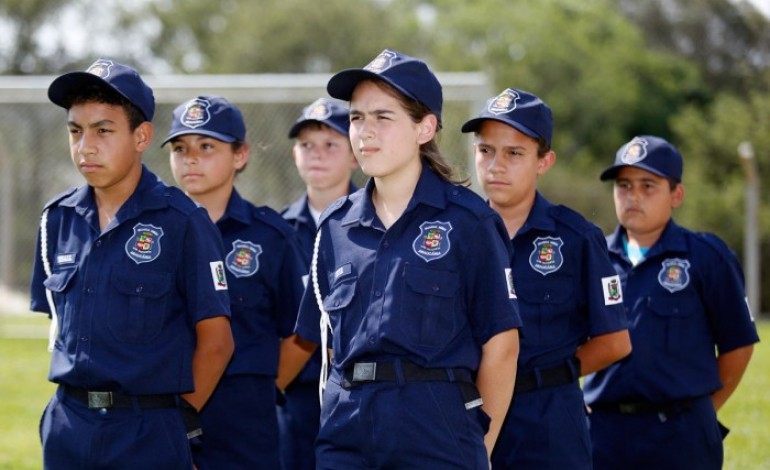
<box><xmin>341</xmin><ymin>163</ymin><xmax>447</xmax><ymax>227</ymax></box>
<box><xmin>608</xmin><ymin>219</ymin><xmax>688</xmax><ymax>259</ymax></box>
<box><xmin>518</xmin><ymin>191</ymin><xmax>557</xmax><ymax>236</ymax></box>
<box><xmin>219</xmin><ymin>188</ymin><xmax>252</xmax><ymax>225</ymax></box>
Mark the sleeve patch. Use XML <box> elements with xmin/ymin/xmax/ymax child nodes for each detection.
<box><xmin>505</xmin><ymin>268</ymin><xmax>517</xmax><ymax>299</ymax></box>
<box><xmin>210</xmin><ymin>261</ymin><xmax>228</xmax><ymax>291</ymax></box>
<box><xmin>602</xmin><ymin>274</ymin><xmax>623</xmax><ymax>306</ymax></box>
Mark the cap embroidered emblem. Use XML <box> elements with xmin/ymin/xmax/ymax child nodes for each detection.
<box><xmin>620</xmin><ymin>137</ymin><xmax>648</xmax><ymax>165</ymax></box>
<box><xmin>529</xmin><ymin>236</ymin><xmax>564</xmax><ymax>275</ymax></box>
<box><xmin>225</xmin><ymin>240</ymin><xmax>262</xmax><ymax>278</ymax></box>
<box><xmin>180</xmin><ymin>98</ymin><xmax>211</xmax><ymax>129</ymax></box>
<box><xmin>304</xmin><ymin>98</ymin><xmax>333</xmax><ymax>121</ymax></box>
<box><xmin>412</xmin><ymin>221</ymin><xmax>453</xmax><ymax>262</ymax></box>
<box><xmin>364</xmin><ymin>50</ymin><xmax>397</xmax><ymax>73</ymax></box>
<box><xmin>86</xmin><ymin>59</ymin><xmax>114</xmax><ymax>78</ymax></box>
<box><xmin>488</xmin><ymin>89</ymin><xmax>520</xmax><ymax>115</ymax></box>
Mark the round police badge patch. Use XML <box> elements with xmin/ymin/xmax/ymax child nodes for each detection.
<box><xmin>125</xmin><ymin>223</ymin><xmax>164</xmax><ymax>264</ymax></box>
<box><xmin>529</xmin><ymin>236</ymin><xmax>564</xmax><ymax>275</ymax></box>
<box><xmin>412</xmin><ymin>221</ymin><xmax>453</xmax><ymax>262</ymax></box>
<box><xmin>225</xmin><ymin>240</ymin><xmax>262</xmax><ymax>278</ymax></box>
<box><xmin>658</xmin><ymin>258</ymin><xmax>691</xmax><ymax>293</ymax></box>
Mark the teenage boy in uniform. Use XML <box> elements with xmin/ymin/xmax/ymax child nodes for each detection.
<box><xmin>31</xmin><ymin>58</ymin><xmax>234</xmax><ymax>469</ymax></box>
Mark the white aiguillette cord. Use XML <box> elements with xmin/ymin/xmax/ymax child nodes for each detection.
<box><xmin>40</xmin><ymin>209</ymin><xmax>58</xmax><ymax>352</ymax></box>
<box><xmin>311</xmin><ymin>229</ymin><xmax>331</xmax><ymax>406</ymax></box>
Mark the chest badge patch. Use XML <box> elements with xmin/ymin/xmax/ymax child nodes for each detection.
<box><xmin>658</xmin><ymin>258</ymin><xmax>690</xmax><ymax>293</ymax></box>
<box><xmin>225</xmin><ymin>240</ymin><xmax>262</xmax><ymax>278</ymax></box>
<box><xmin>529</xmin><ymin>237</ymin><xmax>564</xmax><ymax>275</ymax></box>
<box><xmin>125</xmin><ymin>223</ymin><xmax>163</xmax><ymax>264</ymax></box>
<box><xmin>412</xmin><ymin>221</ymin><xmax>453</xmax><ymax>262</ymax></box>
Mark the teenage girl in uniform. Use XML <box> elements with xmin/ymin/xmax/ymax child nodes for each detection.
<box><xmin>278</xmin><ymin>49</ymin><xmax>521</xmax><ymax>469</ymax></box>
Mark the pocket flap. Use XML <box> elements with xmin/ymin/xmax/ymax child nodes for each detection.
<box><xmin>404</xmin><ymin>266</ymin><xmax>459</xmax><ymax>298</ymax></box>
<box><xmin>43</xmin><ymin>269</ymin><xmax>77</xmax><ymax>293</ymax></box>
<box><xmin>111</xmin><ymin>270</ymin><xmax>173</xmax><ymax>298</ymax></box>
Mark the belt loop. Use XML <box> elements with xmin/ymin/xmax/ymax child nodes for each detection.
<box><xmin>393</xmin><ymin>359</ymin><xmax>405</xmax><ymax>386</ymax></box>
<box><xmin>446</xmin><ymin>368</ymin><xmax>456</xmax><ymax>383</ymax></box>
<box><xmin>534</xmin><ymin>369</ymin><xmax>542</xmax><ymax>387</ymax></box>
<box><xmin>567</xmin><ymin>355</ymin><xmax>581</xmax><ymax>380</ymax></box>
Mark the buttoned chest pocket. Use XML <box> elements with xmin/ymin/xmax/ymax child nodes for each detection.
<box><xmin>108</xmin><ymin>270</ymin><xmax>173</xmax><ymax>344</ymax></box>
<box><xmin>516</xmin><ymin>276</ymin><xmax>574</xmax><ymax>345</ymax></box>
<box><xmin>322</xmin><ymin>274</ymin><xmax>360</xmax><ymax>329</ymax></box>
<box><xmin>399</xmin><ymin>266</ymin><xmax>460</xmax><ymax>349</ymax></box>
<box><xmin>646</xmin><ymin>296</ymin><xmax>698</xmax><ymax>354</ymax></box>
<box><xmin>43</xmin><ymin>268</ymin><xmax>78</xmax><ymax>341</ymax></box>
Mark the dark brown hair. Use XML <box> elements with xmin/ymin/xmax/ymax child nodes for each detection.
<box><xmin>367</xmin><ymin>79</ymin><xmax>468</xmax><ymax>185</ymax></box>
<box><xmin>63</xmin><ymin>83</ymin><xmax>146</xmax><ymax>130</ymax></box>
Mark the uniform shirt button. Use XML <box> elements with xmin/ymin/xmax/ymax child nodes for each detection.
<box><xmin>80</xmin><ymin>336</ymin><xmax>88</xmax><ymax>342</ymax></box>
<box><xmin>368</xmin><ymin>336</ymin><xmax>376</xmax><ymax>344</ymax></box>
<box><xmin>334</xmin><ymin>300</ymin><xmax>340</xmax><ymax>307</ymax></box>
<box><xmin>95</xmin><ymin>240</ymin><xmax>102</xmax><ymax>247</ymax></box>
<box><xmin>99</xmin><ymin>408</ymin><xmax>108</xmax><ymax>415</ymax></box>
<box><xmin>85</xmin><ymin>287</ymin><xmax>94</xmax><ymax>294</ymax></box>
<box><xmin>374</xmin><ymin>291</ymin><xmax>382</xmax><ymax>297</ymax></box>
<box><xmin>383</xmin><ymin>241</ymin><xmax>390</xmax><ymax>248</ymax></box>
<box><xmin>544</xmin><ymin>293</ymin><xmax>551</xmax><ymax>301</ymax></box>
<box><xmin>432</xmin><ymin>285</ymin><xmax>440</xmax><ymax>292</ymax></box>
<box><xmin>135</xmin><ymin>286</ymin><xmax>143</xmax><ymax>294</ymax></box>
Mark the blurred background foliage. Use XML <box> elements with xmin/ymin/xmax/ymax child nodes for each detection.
<box><xmin>1</xmin><ymin>0</ymin><xmax>768</xmax><ymax>310</ymax></box>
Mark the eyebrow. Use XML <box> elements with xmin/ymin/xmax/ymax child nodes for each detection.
<box><xmin>67</xmin><ymin>119</ymin><xmax>117</xmax><ymax>129</ymax></box>
<box><xmin>349</xmin><ymin>108</ymin><xmax>396</xmax><ymax>117</ymax></box>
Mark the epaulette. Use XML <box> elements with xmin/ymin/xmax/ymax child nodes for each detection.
<box><xmin>446</xmin><ymin>185</ymin><xmax>495</xmax><ymax>220</ymax></box>
<box><xmin>694</xmin><ymin>231</ymin><xmax>738</xmax><ymax>260</ymax></box>
<box><xmin>317</xmin><ymin>195</ymin><xmax>349</xmax><ymax>227</ymax></box>
<box><xmin>163</xmin><ymin>186</ymin><xmax>200</xmax><ymax>215</ymax></box>
<box><xmin>251</xmin><ymin>205</ymin><xmax>296</xmax><ymax>238</ymax></box>
<box><xmin>549</xmin><ymin>204</ymin><xmax>600</xmax><ymax>235</ymax></box>
<box><xmin>42</xmin><ymin>186</ymin><xmax>79</xmax><ymax>210</ymax></box>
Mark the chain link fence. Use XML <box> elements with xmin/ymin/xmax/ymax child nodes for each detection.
<box><xmin>0</xmin><ymin>72</ymin><xmax>491</xmax><ymax>293</ymax></box>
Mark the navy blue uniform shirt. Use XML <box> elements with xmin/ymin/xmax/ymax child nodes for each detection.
<box><xmin>583</xmin><ymin>220</ymin><xmax>759</xmax><ymax>404</ymax></box>
<box><xmin>218</xmin><ymin>189</ymin><xmax>306</xmax><ymax>377</ymax></box>
<box><xmin>30</xmin><ymin>166</ymin><xmax>231</xmax><ymax>395</ymax></box>
<box><xmin>295</xmin><ymin>164</ymin><xmax>522</xmax><ymax>372</ymax></box>
<box><xmin>513</xmin><ymin>192</ymin><xmax>628</xmax><ymax>371</ymax></box>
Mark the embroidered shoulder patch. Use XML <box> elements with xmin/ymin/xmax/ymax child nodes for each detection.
<box><xmin>602</xmin><ymin>275</ymin><xmax>623</xmax><ymax>305</ymax></box>
<box><xmin>225</xmin><ymin>240</ymin><xmax>262</xmax><ymax>278</ymax></box>
<box><xmin>125</xmin><ymin>223</ymin><xmax>164</xmax><ymax>264</ymax></box>
<box><xmin>529</xmin><ymin>237</ymin><xmax>564</xmax><ymax>275</ymax></box>
<box><xmin>412</xmin><ymin>221</ymin><xmax>453</xmax><ymax>262</ymax></box>
<box><xmin>210</xmin><ymin>261</ymin><xmax>228</xmax><ymax>291</ymax></box>
<box><xmin>658</xmin><ymin>258</ymin><xmax>690</xmax><ymax>293</ymax></box>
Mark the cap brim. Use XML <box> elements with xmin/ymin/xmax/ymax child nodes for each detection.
<box><xmin>327</xmin><ymin>69</ymin><xmax>422</xmax><ymax>110</ymax></box>
<box><xmin>461</xmin><ymin>116</ymin><xmax>541</xmax><ymax>141</ymax></box>
<box><xmin>599</xmin><ymin>163</ymin><xmax>676</xmax><ymax>181</ymax></box>
<box><xmin>49</xmin><ymin>72</ymin><xmax>121</xmax><ymax>109</ymax></box>
<box><xmin>288</xmin><ymin>119</ymin><xmax>348</xmax><ymax>139</ymax></box>
<box><xmin>162</xmin><ymin>129</ymin><xmax>237</xmax><ymax>147</ymax></box>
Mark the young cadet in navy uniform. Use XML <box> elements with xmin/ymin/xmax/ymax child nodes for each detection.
<box><xmin>583</xmin><ymin>135</ymin><xmax>759</xmax><ymax>470</ymax></box>
<box><xmin>463</xmin><ymin>88</ymin><xmax>632</xmax><ymax>469</ymax></box>
<box><xmin>165</xmin><ymin>95</ymin><xmax>306</xmax><ymax>470</ymax></box>
<box><xmin>276</xmin><ymin>49</ymin><xmax>522</xmax><ymax>469</ymax></box>
<box><xmin>278</xmin><ymin>97</ymin><xmax>357</xmax><ymax>470</ymax></box>
<box><xmin>31</xmin><ymin>59</ymin><xmax>234</xmax><ymax>469</ymax></box>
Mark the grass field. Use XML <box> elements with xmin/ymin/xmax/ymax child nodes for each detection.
<box><xmin>1</xmin><ymin>314</ymin><xmax>768</xmax><ymax>469</ymax></box>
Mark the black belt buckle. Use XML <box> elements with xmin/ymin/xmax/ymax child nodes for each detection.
<box><xmin>352</xmin><ymin>362</ymin><xmax>377</xmax><ymax>382</ymax></box>
<box><xmin>87</xmin><ymin>391</ymin><xmax>113</xmax><ymax>409</ymax></box>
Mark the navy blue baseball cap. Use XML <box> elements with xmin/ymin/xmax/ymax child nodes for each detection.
<box><xmin>600</xmin><ymin>135</ymin><xmax>683</xmax><ymax>182</ymax></box>
<box><xmin>162</xmin><ymin>95</ymin><xmax>246</xmax><ymax>146</ymax></box>
<box><xmin>288</xmin><ymin>98</ymin><xmax>350</xmax><ymax>138</ymax></box>
<box><xmin>461</xmin><ymin>88</ymin><xmax>553</xmax><ymax>146</ymax></box>
<box><xmin>48</xmin><ymin>58</ymin><xmax>155</xmax><ymax>122</ymax></box>
<box><xmin>327</xmin><ymin>49</ymin><xmax>443</xmax><ymax>124</ymax></box>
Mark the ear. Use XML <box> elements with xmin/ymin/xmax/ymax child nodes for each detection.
<box><xmin>416</xmin><ymin>114</ymin><xmax>438</xmax><ymax>145</ymax></box>
<box><xmin>134</xmin><ymin>122</ymin><xmax>154</xmax><ymax>152</ymax></box>
<box><xmin>233</xmin><ymin>143</ymin><xmax>250</xmax><ymax>171</ymax></box>
<box><xmin>537</xmin><ymin>150</ymin><xmax>556</xmax><ymax>176</ymax></box>
<box><xmin>671</xmin><ymin>182</ymin><xmax>685</xmax><ymax>208</ymax></box>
